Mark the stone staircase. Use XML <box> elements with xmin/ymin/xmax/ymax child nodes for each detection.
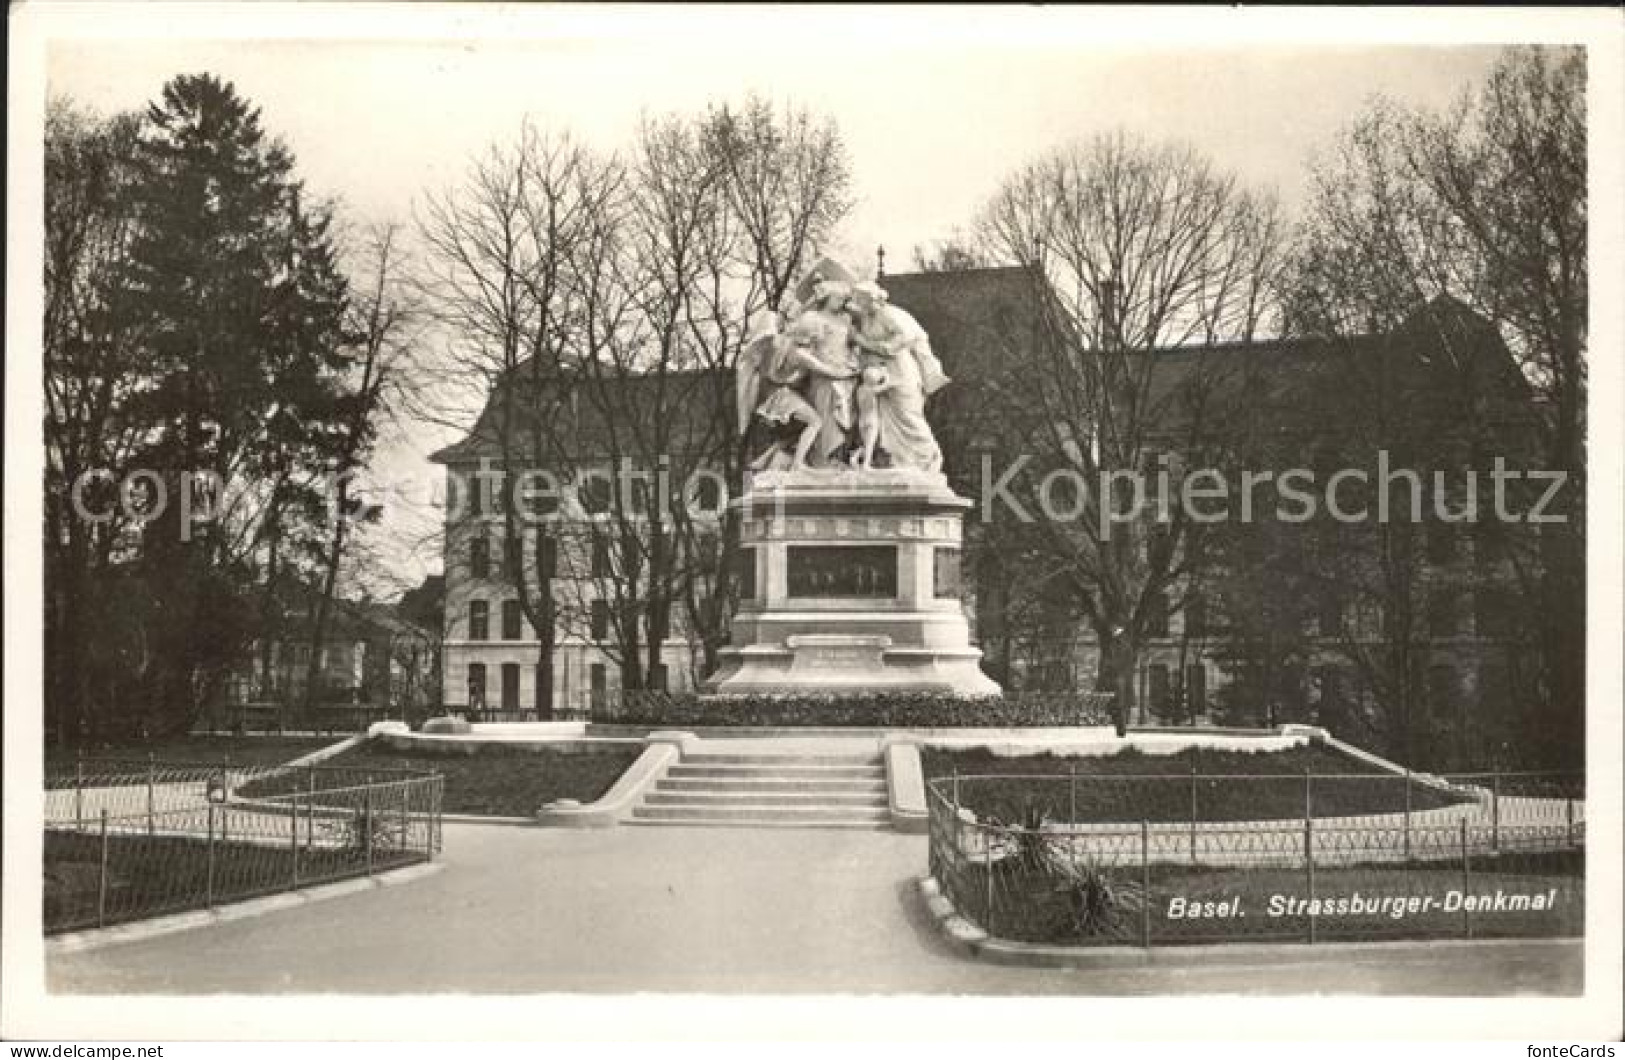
<box><xmin>630</xmin><ymin>748</ymin><xmax>891</xmax><ymax>829</ymax></box>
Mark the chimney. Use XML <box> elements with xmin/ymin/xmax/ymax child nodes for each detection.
<box><xmin>876</xmin><ymin>244</ymin><xmax>886</xmax><ymax>279</ymax></box>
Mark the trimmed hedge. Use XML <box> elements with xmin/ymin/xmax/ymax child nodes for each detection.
<box><xmin>599</xmin><ymin>691</ymin><xmax>1114</xmax><ymax>729</ymax></box>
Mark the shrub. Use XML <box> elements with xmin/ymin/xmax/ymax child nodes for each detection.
<box><xmin>599</xmin><ymin>691</ymin><xmax>1113</xmax><ymax>729</ymax></box>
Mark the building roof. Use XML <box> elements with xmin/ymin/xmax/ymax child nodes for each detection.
<box><xmin>429</xmin><ymin>364</ymin><xmax>731</xmax><ymax>466</ymax></box>
<box><xmin>429</xmin><ymin>267</ymin><xmax>1533</xmax><ymax>474</ymax></box>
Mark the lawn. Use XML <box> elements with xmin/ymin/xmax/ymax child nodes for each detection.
<box><xmin>47</xmin><ymin>736</ymin><xmax>341</xmax><ymax>775</ymax></box>
<box><xmin>266</xmin><ymin>740</ymin><xmax>647</xmax><ymax>817</ymax></box>
<box><xmin>921</xmin><ymin>744</ymin><xmax>1468</xmax><ymax>824</ymax></box>
<box><xmin>44</xmin><ymin>827</ymin><xmax>425</xmax><ymax>935</ymax></box>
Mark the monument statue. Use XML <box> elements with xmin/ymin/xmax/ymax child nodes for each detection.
<box><xmin>735</xmin><ymin>258</ymin><xmax>951</xmax><ymax>477</ymax></box>
<box><xmin>707</xmin><ymin>256</ymin><xmax>1001</xmax><ymax>700</ymax></box>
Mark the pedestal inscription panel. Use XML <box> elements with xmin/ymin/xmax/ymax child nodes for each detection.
<box><xmin>786</xmin><ymin>545</ymin><xmax>897</xmax><ymax>598</ymax></box>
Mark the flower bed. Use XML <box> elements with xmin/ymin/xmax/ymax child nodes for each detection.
<box><xmin>601</xmin><ymin>691</ymin><xmax>1113</xmax><ymax>729</ymax></box>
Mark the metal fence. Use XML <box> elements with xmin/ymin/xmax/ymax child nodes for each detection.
<box><xmin>44</xmin><ymin>758</ymin><xmax>443</xmax><ymax>935</ymax></box>
<box><xmin>926</xmin><ymin>771</ymin><xmax>1584</xmax><ymax>948</ymax></box>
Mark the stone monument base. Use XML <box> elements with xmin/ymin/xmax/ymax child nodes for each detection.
<box><xmin>702</xmin><ymin>467</ymin><xmax>1001</xmax><ymax>698</ymax></box>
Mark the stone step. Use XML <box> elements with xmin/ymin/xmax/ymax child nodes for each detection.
<box><xmin>630</xmin><ymin>802</ymin><xmax>892</xmax><ymax>823</ymax></box>
<box><xmin>666</xmin><ymin>763</ymin><xmax>884</xmax><ymax>780</ymax></box>
<box><xmin>658</xmin><ymin>776</ymin><xmax>890</xmax><ymax>794</ymax></box>
<box><xmin>625</xmin><ymin>816</ymin><xmax>891</xmax><ymax>831</ymax></box>
<box><xmin>679</xmin><ymin>752</ymin><xmax>883</xmax><ymax>767</ymax></box>
<box><xmin>644</xmin><ymin>790</ymin><xmax>888</xmax><ymax>808</ymax></box>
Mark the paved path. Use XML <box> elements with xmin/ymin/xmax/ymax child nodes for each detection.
<box><xmin>50</xmin><ymin>823</ymin><xmax>1579</xmax><ymax>996</ymax></box>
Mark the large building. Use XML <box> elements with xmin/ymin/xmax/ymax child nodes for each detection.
<box><xmin>431</xmin><ymin>266</ymin><xmax>1541</xmax><ymax>761</ymax></box>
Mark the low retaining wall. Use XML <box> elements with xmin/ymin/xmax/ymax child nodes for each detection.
<box><xmin>536</xmin><ymin>731</ymin><xmax>693</xmax><ymax>828</ymax></box>
<box><xmin>373</xmin><ymin>729</ymin><xmax>644</xmax><ymax>756</ymax></box>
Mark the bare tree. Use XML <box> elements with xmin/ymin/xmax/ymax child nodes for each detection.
<box><xmin>976</xmin><ymin>131</ymin><xmax>1286</xmax><ymax>733</ymax></box>
<box><xmin>43</xmin><ymin>98</ymin><xmax>146</xmax><ymax>743</ymax></box>
<box><xmin>416</xmin><ymin>124</ymin><xmax>615</xmax><ymax>714</ymax></box>
<box><xmin>299</xmin><ymin>223</ymin><xmax>420</xmax><ymax>716</ymax></box>
<box><xmin>1287</xmin><ymin>46</ymin><xmax>1585</xmax><ymax>766</ymax></box>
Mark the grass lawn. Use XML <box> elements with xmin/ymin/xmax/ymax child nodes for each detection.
<box><xmin>47</xmin><ymin>735</ymin><xmax>342</xmax><ymax>775</ymax></box>
<box><xmin>44</xmin><ymin>828</ymin><xmax>424</xmax><ymax>934</ymax></box>
<box><xmin>922</xmin><ymin>744</ymin><xmax>1467</xmax><ymax>824</ymax></box>
<box><xmin>952</xmin><ymin>848</ymin><xmax>1584</xmax><ymax>945</ymax></box>
<box><xmin>279</xmin><ymin>741</ymin><xmax>647</xmax><ymax>817</ymax></box>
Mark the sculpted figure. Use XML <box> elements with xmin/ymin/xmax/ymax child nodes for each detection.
<box><xmin>784</xmin><ymin>279</ymin><xmax>861</xmax><ymax>466</ymax></box>
<box><xmin>736</xmin><ymin>308</ymin><xmax>859</xmax><ymax>471</ymax></box>
<box><xmin>846</xmin><ymin>280</ymin><xmax>949</xmax><ymax>473</ymax></box>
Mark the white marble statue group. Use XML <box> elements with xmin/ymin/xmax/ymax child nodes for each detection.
<box><xmin>737</xmin><ymin>257</ymin><xmax>950</xmax><ymax>477</ymax></box>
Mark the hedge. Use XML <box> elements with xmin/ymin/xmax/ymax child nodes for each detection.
<box><xmin>598</xmin><ymin>690</ymin><xmax>1115</xmax><ymax>729</ymax></box>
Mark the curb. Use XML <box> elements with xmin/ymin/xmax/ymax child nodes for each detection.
<box><xmin>914</xmin><ymin>876</ymin><xmax>1583</xmax><ymax>969</ymax></box>
<box><xmin>440</xmin><ymin>813</ymin><xmax>536</xmax><ymax>826</ymax></box>
<box><xmin>47</xmin><ymin>861</ymin><xmax>445</xmax><ymax>954</ymax></box>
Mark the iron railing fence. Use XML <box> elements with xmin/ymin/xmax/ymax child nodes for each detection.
<box><xmin>44</xmin><ymin>759</ymin><xmax>443</xmax><ymax>935</ymax></box>
<box><xmin>926</xmin><ymin>772</ymin><xmax>1584</xmax><ymax>949</ymax></box>
<box><xmin>926</xmin><ymin>770</ymin><xmax>1584</xmax><ymax>841</ymax></box>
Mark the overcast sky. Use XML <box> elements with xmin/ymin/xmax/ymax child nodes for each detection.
<box><xmin>42</xmin><ymin>10</ymin><xmax>1511</xmax><ymax>589</ymax></box>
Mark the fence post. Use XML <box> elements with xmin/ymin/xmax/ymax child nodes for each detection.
<box><xmin>1069</xmin><ymin>765</ymin><xmax>1077</xmax><ymax>827</ymax></box>
<box><xmin>982</xmin><ymin>825</ymin><xmax>994</xmax><ymax>936</ymax></box>
<box><xmin>97</xmin><ymin>808</ymin><xmax>110</xmax><ymax>929</ymax></box>
<box><xmin>146</xmin><ymin>754</ymin><xmax>156</xmax><ymax>838</ymax></box>
<box><xmin>306</xmin><ymin>766</ymin><xmax>317</xmax><ymax>854</ymax></box>
<box><xmin>1566</xmin><ymin>790</ymin><xmax>1576</xmax><ymax>847</ymax></box>
<box><xmin>1490</xmin><ymin>771</ymin><xmax>1501</xmax><ymax>855</ymax></box>
<box><xmin>1459</xmin><ymin>817</ymin><xmax>1472</xmax><ymax>939</ymax></box>
<box><xmin>364</xmin><ymin>776</ymin><xmax>374</xmax><ymax>877</ymax></box>
<box><xmin>1189</xmin><ymin>764</ymin><xmax>1199</xmax><ymax>866</ymax></box>
<box><xmin>399</xmin><ymin>781</ymin><xmax>410</xmax><ymax>857</ymax></box>
<box><xmin>290</xmin><ymin>791</ymin><xmax>301</xmax><ymax>888</ymax></box>
<box><xmin>1403</xmin><ymin>769</ymin><xmax>1413</xmax><ymax>862</ymax></box>
<box><xmin>1303</xmin><ymin>768</ymin><xmax>1313</xmax><ymax>829</ymax></box>
<box><xmin>1304</xmin><ymin>809</ymin><xmax>1316</xmax><ymax>945</ymax></box>
<box><xmin>75</xmin><ymin>753</ymin><xmax>85</xmax><ymax>834</ymax></box>
<box><xmin>206</xmin><ymin>803</ymin><xmax>217</xmax><ymax>910</ymax></box>
<box><xmin>1140</xmin><ymin>819</ymin><xmax>1151</xmax><ymax>949</ymax></box>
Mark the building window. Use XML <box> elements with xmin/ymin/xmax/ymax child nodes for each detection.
<box><xmin>1183</xmin><ymin>596</ymin><xmax>1208</xmax><ymax>639</ymax></box>
<box><xmin>468</xmin><ymin>471</ymin><xmax>485</xmax><ymax>518</ymax></box>
<box><xmin>1427</xmin><ymin>664</ymin><xmax>1459</xmax><ymax>719</ymax></box>
<box><xmin>1426</xmin><ymin>588</ymin><xmax>1458</xmax><ymax>639</ymax></box>
<box><xmin>1185</xmin><ymin>663</ymin><xmax>1207</xmax><ymax>715</ymax></box>
<box><xmin>1316</xmin><ymin>594</ymin><xmax>1343</xmax><ymax>638</ymax></box>
<box><xmin>580</xmin><ymin>476</ymin><xmax>612</xmax><ymax>515</ymax></box>
<box><xmin>469</xmin><ymin>599</ymin><xmax>489</xmax><ymax>641</ymax></box>
<box><xmin>467</xmin><ymin>662</ymin><xmax>487</xmax><ymax>710</ymax></box>
<box><xmin>590</xmin><ymin>599</ymin><xmax>609</xmax><ymax>641</ymax></box>
<box><xmin>470</xmin><ymin>536</ymin><xmax>490</xmax><ymax>579</ymax></box>
<box><xmin>500</xmin><ymin>662</ymin><xmax>520</xmax><ymax>711</ymax></box>
<box><xmin>1426</xmin><ymin>522</ymin><xmax>1458</xmax><ymax>565</ymax></box>
<box><xmin>537</xmin><ymin>533</ymin><xmax>558</xmax><ymax>580</ymax></box>
<box><xmin>1474</xmin><ymin>585</ymin><xmax>1514</xmax><ymax>638</ymax></box>
<box><xmin>589</xmin><ymin>663</ymin><xmax>608</xmax><ymax>708</ymax></box>
<box><xmin>591</xmin><ymin>538</ymin><xmax>611</xmax><ymax>578</ymax></box>
<box><xmin>502</xmin><ymin>599</ymin><xmax>523</xmax><ymax>640</ymax></box>
<box><xmin>1148</xmin><ymin>663</ymin><xmax>1172</xmax><ymax>717</ymax></box>
<box><xmin>1144</xmin><ymin>591</ymin><xmax>1170</xmax><ymax>639</ymax></box>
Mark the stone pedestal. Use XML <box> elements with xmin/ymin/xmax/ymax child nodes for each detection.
<box><xmin>703</xmin><ymin>467</ymin><xmax>1001</xmax><ymax>698</ymax></box>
